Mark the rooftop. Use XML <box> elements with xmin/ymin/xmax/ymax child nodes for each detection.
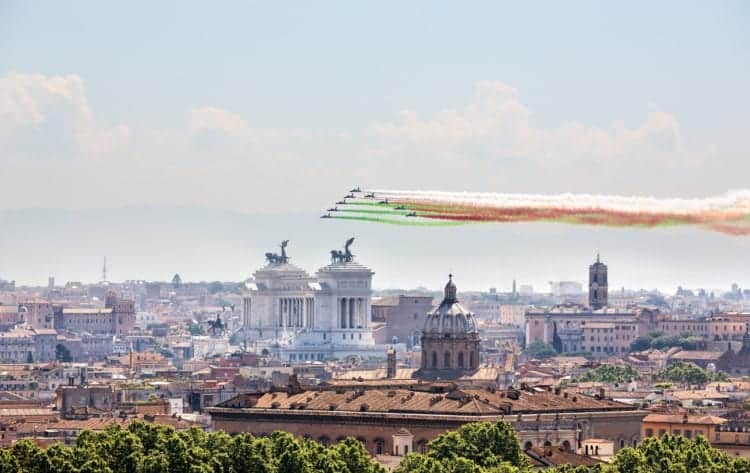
<box><xmin>212</xmin><ymin>383</ymin><xmax>636</xmax><ymax>417</ymax></box>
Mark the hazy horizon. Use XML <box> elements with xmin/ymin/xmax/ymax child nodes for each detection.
<box><xmin>2</xmin><ymin>207</ymin><xmax>748</xmax><ymax>293</ymax></box>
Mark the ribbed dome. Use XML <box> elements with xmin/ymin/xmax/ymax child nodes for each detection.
<box><xmin>423</xmin><ymin>275</ymin><xmax>477</xmax><ymax>335</ymax></box>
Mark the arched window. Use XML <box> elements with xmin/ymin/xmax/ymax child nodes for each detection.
<box><xmin>417</xmin><ymin>440</ymin><xmax>428</xmax><ymax>454</ymax></box>
<box><xmin>319</xmin><ymin>436</ymin><xmax>330</xmax><ymax>446</ymax></box>
<box><xmin>524</xmin><ymin>441</ymin><xmax>533</xmax><ymax>451</ymax></box>
<box><xmin>561</xmin><ymin>440</ymin><xmax>571</xmax><ymax>452</ymax></box>
<box><xmin>469</xmin><ymin>351</ymin><xmax>476</xmax><ymax>368</ymax></box>
<box><xmin>458</xmin><ymin>352</ymin><xmax>465</xmax><ymax>368</ymax></box>
<box><xmin>444</xmin><ymin>351</ymin><xmax>451</xmax><ymax>368</ymax></box>
<box><xmin>431</xmin><ymin>351</ymin><xmax>437</xmax><ymax>368</ymax></box>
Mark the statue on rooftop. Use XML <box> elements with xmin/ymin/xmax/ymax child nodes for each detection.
<box><xmin>330</xmin><ymin>237</ymin><xmax>356</xmax><ymax>264</ymax></box>
<box><xmin>265</xmin><ymin>240</ymin><xmax>290</xmax><ymax>265</ymax></box>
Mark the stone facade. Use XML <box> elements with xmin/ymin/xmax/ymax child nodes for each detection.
<box><xmin>242</xmin><ymin>242</ymin><xmax>399</xmax><ymax>362</ymax></box>
<box><xmin>416</xmin><ymin>276</ymin><xmax>481</xmax><ymax>379</ymax></box>
<box><xmin>371</xmin><ymin>295</ymin><xmax>434</xmax><ymax>347</ymax></box>
<box><xmin>526</xmin><ymin>256</ymin><xmax>664</xmax><ymax>357</ymax></box>
<box><xmin>55</xmin><ymin>292</ymin><xmax>135</xmax><ymax>336</ymax></box>
<box><xmin>208</xmin><ymin>382</ymin><xmax>646</xmax><ymax>456</ymax></box>
<box><xmin>588</xmin><ymin>255</ymin><xmax>608</xmax><ymax>310</ymax></box>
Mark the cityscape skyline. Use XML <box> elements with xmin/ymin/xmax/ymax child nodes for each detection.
<box><xmin>2</xmin><ymin>3</ymin><xmax>750</xmax><ymax>467</ymax></box>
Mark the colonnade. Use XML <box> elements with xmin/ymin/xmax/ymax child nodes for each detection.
<box><xmin>277</xmin><ymin>297</ymin><xmax>315</xmax><ymax>328</ymax></box>
<box><xmin>338</xmin><ymin>297</ymin><xmax>367</xmax><ymax>329</ymax></box>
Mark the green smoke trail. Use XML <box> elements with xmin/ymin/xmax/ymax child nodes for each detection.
<box><xmin>331</xmin><ymin>214</ymin><xmax>465</xmax><ymax>227</ymax></box>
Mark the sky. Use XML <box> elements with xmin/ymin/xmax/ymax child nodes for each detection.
<box><xmin>0</xmin><ymin>2</ymin><xmax>749</xmax><ymax>290</ymax></box>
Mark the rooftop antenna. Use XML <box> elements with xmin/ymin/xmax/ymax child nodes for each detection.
<box><xmin>102</xmin><ymin>256</ymin><xmax>108</xmax><ymax>283</ymax></box>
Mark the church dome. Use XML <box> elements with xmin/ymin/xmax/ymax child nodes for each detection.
<box><xmin>423</xmin><ymin>275</ymin><xmax>478</xmax><ymax>336</ymax></box>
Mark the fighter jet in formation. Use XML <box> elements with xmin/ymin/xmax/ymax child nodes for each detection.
<box><xmin>406</xmin><ymin>212</ymin><xmax>418</xmax><ymax>217</ymax></box>
<box><xmin>350</xmin><ymin>187</ymin><xmax>362</xmax><ymax>193</ymax></box>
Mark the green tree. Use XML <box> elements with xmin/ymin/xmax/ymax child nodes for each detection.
<box><xmin>0</xmin><ymin>449</ymin><xmax>20</xmax><ymax>473</ymax></box>
<box><xmin>552</xmin><ymin>324</ymin><xmax>563</xmax><ymax>353</ymax></box>
<box><xmin>333</xmin><ymin>438</ymin><xmax>383</xmax><ymax>473</ymax></box>
<box><xmin>660</xmin><ymin>362</ymin><xmax>726</xmax><ymax>386</ymax></box>
<box><xmin>394</xmin><ymin>453</ymin><xmax>446</xmax><ymax>473</ymax></box>
<box><xmin>428</xmin><ymin>422</ymin><xmax>527</xmax><ymax>470</ymax></box>
<box><xmin>577</xmin><ymin>364</ymin><xmax>639</xmax><ymax>384</ymax></box>
<box><xmin>630</xmin><ymin>336</ymin><xmax>652</xmax><ymax>352</ymax></box>
<box><xmin>55</xmin><ymin>343</ymin><xmax>72</xmax><ymax>362</ymax></box>
<box><xmin>525</xmin><ymin>341</ymin><xmax>557</xmax><ymax>359</ymax></box>
<box><xmin>12</xmin><ymin>439</ymin><xmax>51</xmax><ymax>473</ymax></box>
<box><xmin>207</xmin><ymin>281</ymin><xmax>224</xmax><ymax>294</ymax></box>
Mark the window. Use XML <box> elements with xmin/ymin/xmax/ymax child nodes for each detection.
<box><xmin>684</xmin><ymin>430</ymin><xmax>692</xmax><ymax>439</ymax></box>
<box><xmin>444</xmin><ymin>352</ymin><xmax>451</xmax><ymax>368</ymax></box>
<box><xmin>432</xmin><ymin>352</ymin><xmax>438</xmax><ymax>368</ymax></box>
<box><xmin>645</xmin><ymin>429</ymin><xmax>653</xmax><ymax>437</ymax></box>
<box><xmin>458</xmin><ymin>352</ymin><xmax>464</xmax><ymax>368</ymax></box>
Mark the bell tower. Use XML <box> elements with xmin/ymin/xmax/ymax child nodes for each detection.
<box><xmin>588</xmin><ymin>253</ymin><xmax>608</xmax><ymax>310</ymax></box>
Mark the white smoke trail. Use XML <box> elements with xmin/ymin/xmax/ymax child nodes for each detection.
<box><xmin>370</xmin><ymin>189</ymin><xmax>750</xmax><ymax>215</ymax></box>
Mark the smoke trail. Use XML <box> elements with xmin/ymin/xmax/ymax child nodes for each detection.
<box><xmin>330</xmin><ymin>214</ymin><xmax>466</xmax><ymax>227</ymax></box>
<box><xmin>322</xmin><ymin>189</ymin><xmax>750</xmax><ymax>235</ymax></box>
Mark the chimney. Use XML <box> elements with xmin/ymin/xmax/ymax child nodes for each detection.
<box><xmin>599</xmin><ymin>388</ymin><xmax>605</xmax><ymax>399</ymax></box>
<box><xmin>386</xmin><ymin>347</ymin><xmax>397</xmax><ymax>379</ymax></box>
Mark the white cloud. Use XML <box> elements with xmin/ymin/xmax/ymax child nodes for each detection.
<box><xmin>0</xmin><ymin>72</ymin><xmax>130</xmax><ymax>159</ymax></box>
<box><xmin>188</xmin><ymin>106</ymin><xmax>253</xmax><ymax>138</ymax></box>
<box><xmin>0</xmin><ymin>73</ymin><xmax>727</xmax><ymax>211</ymax></box>
<box><xmin>372</xmin><ymin>80</ymin><xmax>683</xmax><ymax>164</ymax></box>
